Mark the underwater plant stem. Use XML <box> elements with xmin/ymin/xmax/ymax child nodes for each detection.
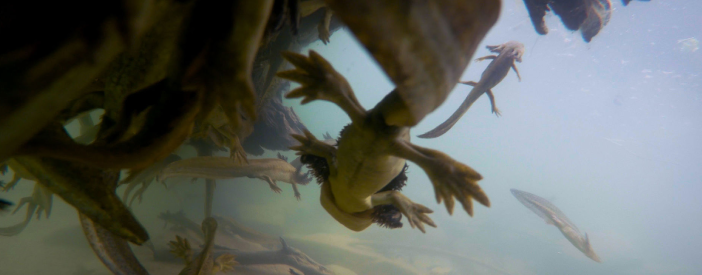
<box><xmin>205</xmin><ymin>179</ymin><xmax>215</xmax><ymax>218</ymax></box>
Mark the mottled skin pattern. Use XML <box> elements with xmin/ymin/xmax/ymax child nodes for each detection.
<box><xmin>419</xmin><ymin>41</ymin><xmax>524</xmax><ymax>138</ymax></box>
<box><xmin>158</xmin><ymin>155</ymin><xmax>311</xmax><ymax>200</ymax></box>
<box><xmin>511</xmin><ymin>189</ymin><xmax>601</xmax><ymax>263</ymax></box>
<box><xmin>80</xmin><ymin>213</ymin><xmax>149</xmax><ymax>275</ymax></box>
<box><xmin>170</xmin><ymin>218</ymin><xmax>238</xmax><ymax>275</ymax></box>
<box><xmin>278</xmin><ymin>51</ymin><xmax>490</xmax><ymax>233</ymax></box>
<box><xmin>12</xmin><ymin>148</ymin><xmax>148</xmax><ymax>244</ymax></box>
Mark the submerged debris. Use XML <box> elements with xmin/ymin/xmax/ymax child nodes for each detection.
<box><xmin>522</xmin><ymin>0</ymin><xmax>648</xmax><ymax>42</ymax></box>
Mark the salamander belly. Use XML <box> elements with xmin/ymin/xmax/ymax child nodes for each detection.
<box><xmin>479</xmin><ymin>55</ymin><xmax>512</xmax><ymax>88</ymax></box>
<box><xmin>331</xmin><ymin>127</ymin><xmax>406</xmax><ymax>213</ymax></box>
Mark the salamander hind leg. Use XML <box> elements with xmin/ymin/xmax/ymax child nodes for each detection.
<box><xmin>318</xmin><ymin>8</ymin><xmax>333</xmax><ymax>44</ymax></box>
<box><xmin>371</xmin><ymin>191</ymin><xmax>436</xmax><ymax>233</ymax></box>
<box><xmin>213</xmin><ymin>253</ymin><xmax>238</xmax><ymax>273</ymax></box>
<box><xmin>260</xmin><ymin>175</ymin><xmax>282</xmax><ymax>194</ymax></box>
<box><xmin>511</xmin><ymin>62</ymin><xmax>522</xmax><ymax>82</ymax></box>
<box><xmin>390</xmin><ymin>140</ymin><xmax>489</xmax><ymax>216</ymax></box>
<box><xmin>291</xmin><ymin>182</ymin><xmax>302</xmax><ymax>201</ymax></box>
<box><xmin>226</xmin><ymin>133</ymin><xmax>249</xmax><ymax>164</ymax></box>
<box><xmin>169</xmin><ymin>235</ymin><xmax>194</xmax><ymax>265</ymax></box>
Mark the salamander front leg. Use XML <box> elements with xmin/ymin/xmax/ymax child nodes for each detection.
<box><xmin>475</xmin><ymin>55</ymin><xmax>497</xmax><ymax>62</ymax></box>
<box><xmin>512</xmin><ymin>61</ymin><xmax>522</xmax><ymax>82</ymax></box>
<box><xmin>278</xmin><ymin>51</ymin><xmax>367</xmax><ymax>125</ymax></box>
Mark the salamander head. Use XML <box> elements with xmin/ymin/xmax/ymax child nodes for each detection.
<box><xmin>487</xmin><ymin>41</ymin><xmax>525</xmax><ymax>63</ymax></box>
<box><xmin>504</xmin><ymin>41</ymin><xmax>525</xmax><ymax>63</ymax></box>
